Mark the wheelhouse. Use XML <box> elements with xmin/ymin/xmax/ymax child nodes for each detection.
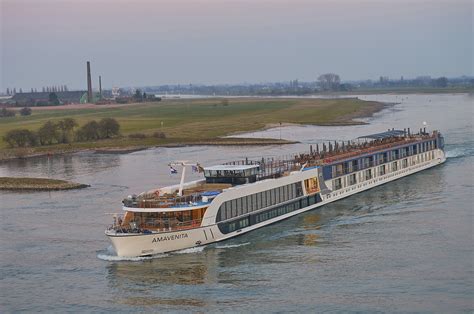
<box><xmin>204</xmin><ymin>164</ymin><xmax>260</xmax><ymax>185</ymax></box>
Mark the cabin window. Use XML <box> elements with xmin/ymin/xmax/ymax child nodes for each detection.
<box><xmin>334</xmin><ymin>178</ymin><xmax>342</xmax><ymax>190</ymax></box>
<box><xmin>304</xmin><ymin>177</ymin><xmax>319</xmax><ymax>194</ymax></box>
<box><xmin>351</xmin><ymin>160</ymin><xmax>358</xmax><ymax>171</ymax></box>
<box><xmin>301</xmin><ymin>197</ymin><xmax>308</xmax><ymax>207</ymax></box>
<box><xmin>363</xmin><ymin>157</ymin><xmax>370</xmax><ymax>168</ymax></box>
<box><xmin>228</xmin><ymin>221</ymin><xmax>237</xmax><ymax>232</ymax></box>
<box><xmin>239</xmin><ymin>217</ymin><xmax>249</xmax><ymax>229</ymax></box>
<box><xmin>335</xmin><ymin>164</ymin><xmax>344</xmax><ymax>176</ymax></box>
<box><xmin>402</xmin><ymin>159</ymin><xmax>408</xmax><ymax>168</ymax></box>
<box><xmin>431</xmin><ymin>151</ymin><xmax>435</xmax><ymax>159</ymax></box>
<box><xmin>349</xmin><ymin>173</ymin><xmax>357</xmax><ymax>185</ymax></box>
<box><xmin>345</xmin><ymin>161</ymin><xmax>351</xmax><ymax>173</ymax></box>
<box><xmin>296</xmin><ymin>182</ymin><xmax>303</xmax><ymax>197</ymax></box>
<box><xmin>392</xmin><ymin>161</ymin><xmax>398</xmax><ymax>171</ymax></box>
<box><xmin>379</xmin><ymin>165</ymin><xmax>386</xmax><ymax>176</ymax></box>
<box><xmin>365</xmin><ymin>169</ymin><xmax>372</xmax><ymax>180</ymax></box>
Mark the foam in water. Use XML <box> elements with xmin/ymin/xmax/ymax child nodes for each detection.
<box><xmin>97</xmin><ymin>253</ymin><xmax>159</xmax><ymax>262</ymax></box>
<box><xmin>173</xmin><ymin>246</ymin><xmax>206</xmax><ymax>254</ymax></box>
<box><xmin>215</xmin><ymin>242</ymin><xmax>251</xmax><ymax>249</ymax></box>
<box><xmin>97</xmin><ymin>245</ymin><xmax>169</xmax><ymax>262</ymax></box>
<box><xmin>445</xmin><ymin>148</ymin><xmax>468</xmax><ymax>159</ymax></box>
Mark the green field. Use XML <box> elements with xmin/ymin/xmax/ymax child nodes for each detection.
<box><xmin>0</xmin><ymin>97</ymin><xmax>383</xmax><ymax>159</ymax></box>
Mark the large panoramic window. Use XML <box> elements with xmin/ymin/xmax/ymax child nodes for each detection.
<box><xmin>217</xmin><ymin>182</ymin><xmax>304</xmax><ymax>222</ymax></box>
<box><xmin>218</xmin><ymin>194</ymin><xmax>322</xmax><ymax>234</ymax></box>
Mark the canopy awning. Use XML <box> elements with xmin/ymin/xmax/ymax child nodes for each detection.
<box><xmin>358</xmin><ymin>130</ymin><xmax>405</xmax><ymax>140</ymax></box>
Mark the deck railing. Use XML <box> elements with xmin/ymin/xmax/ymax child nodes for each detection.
<box><xmin>124</xmin><ymin>193</ymin><xmax>208</xmax><ymax>209</ymax></box>
<box><xmin>109</xmin><ymin>218</ymin><xmax>203</xmax><ymax>234</ymax></box>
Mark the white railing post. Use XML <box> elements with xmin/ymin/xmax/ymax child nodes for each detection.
<box><xmin>178</xmin><ymin>164</ymin><xmax>186</xmax><ymax>196</ymax></box>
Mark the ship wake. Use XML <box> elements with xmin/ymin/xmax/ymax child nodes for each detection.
<box><xmin>97</xmin><ymin>246</ymin><xmax>169</xmax><ymax>262</ymax></box>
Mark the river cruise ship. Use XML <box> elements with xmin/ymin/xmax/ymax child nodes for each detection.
<box><xmin>106</xmin><ymin>128</ymin><xmax>446</xmax><ymax>257</ymax></box>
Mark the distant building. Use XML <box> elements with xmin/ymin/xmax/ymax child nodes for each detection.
<box><xmin>112</xmin><ymin>87</ymin><xmax>121</xmax><ymax>98</ymax></box>
<box><xmin>415</xmin><ymin>76</ymin><xmax>432</xmax><ymax>86</ymax></box>
<box><xmin>11</xmin><ymin>91</ymin><xmax>87</xmax><ymax>106</ymax></box>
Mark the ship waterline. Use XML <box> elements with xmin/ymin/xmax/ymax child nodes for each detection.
<box><xmin>106</xmin><ymin>129</ymin><xmax>446</xmax><ymax>257</ymax></box>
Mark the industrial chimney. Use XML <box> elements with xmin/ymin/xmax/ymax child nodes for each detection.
<box><xmin>99</xmin><ymin>75</ymin><xmax>102</xmax><ymax>98</ymax></box>
<box><xmin>86</xmin><ymin>61</ymin><xmax>93</xmax><ymax>103</ymax></box>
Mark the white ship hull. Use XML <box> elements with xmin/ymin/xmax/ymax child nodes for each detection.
<box><xmin>107</xmin><ymin>149</ymin><xmax>445</xmax><ymax>257</ymax></box>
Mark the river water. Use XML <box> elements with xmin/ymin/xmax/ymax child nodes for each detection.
<box><xmin>0</xmin><ymin>94</ymin><xmax>472</xmax><ymax>312</ymax></box>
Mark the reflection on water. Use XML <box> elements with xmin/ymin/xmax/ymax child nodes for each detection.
<box><xmin>0</xmin><ymin>153</ymin><xmax>122</xmax><ymax>180</ymax></box>
<box><xmin>0</xmin><ymin>94</ymin><xmax>472</xmax><ymax>312</ymax></box>
<box><xmin>106</xmin><ymin>250</ymin><xmax>219</xmax><ymax>287</ymax></box>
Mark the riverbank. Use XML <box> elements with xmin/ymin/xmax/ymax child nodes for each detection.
<box><xmin>0</xmin><ymin>138</ymin><xmax>298</xmax><ymax>161</ymax></box>
<box><xmin>0</xmin><ymin>177</ymin><xmax>89</xmax><ymax>191</ymax></box>
<box><xmin>0</xmin><ymin>97</ymin><xmax>384</xmax><ymax>161</ymax></box>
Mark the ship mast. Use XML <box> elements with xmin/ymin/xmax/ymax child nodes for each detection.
<box><xmin>168</xmin><ymin>161</ymin><xmax>200</xmax><ymax>196</ymax></box>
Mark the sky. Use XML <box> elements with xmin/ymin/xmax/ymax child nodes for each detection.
<box><xmin>1</xmin><ymin>0</ymin><xmax>472</xmax><ymax>91</ymax></box>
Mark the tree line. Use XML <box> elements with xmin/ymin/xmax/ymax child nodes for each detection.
<box><xmin>0</xmin><ymin>107</ymin><xmax>33</xmax><ymax>118</ymax></box>
<box><xmin>4</xmin><ymin>118</ymin><xmax>121</xmax><ymax>148</ymax></box>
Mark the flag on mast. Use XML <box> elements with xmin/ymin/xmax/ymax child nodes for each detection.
<box><xmin>170</xmin><ymin>166</ymin><xmax>178</xmax><ymax>174</ymax></box>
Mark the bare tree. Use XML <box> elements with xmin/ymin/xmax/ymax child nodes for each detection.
<box><xmin>318</xmin><ymin>73</ymin><xmax>341</xmax><ymax>91</ymax></box>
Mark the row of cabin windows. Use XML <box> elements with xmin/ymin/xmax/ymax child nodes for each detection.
<box><xmin>330</xmin><ymin>140</ymin><xmax>438</xmax><ymax>178</ymax></box>
<box><xmin>332</xmin><ymin>151</ymin><xmax>435</xmax><ymax>190</ymax></box>
<box><xmin>217</xmin><ymin>182</ymin><xmax>304</xmax><ymax>222</ymax></box>
<box><xmin>218</xmin><ymin>194</ymin><xmax>322</xmax><ymax>234</ymax></box>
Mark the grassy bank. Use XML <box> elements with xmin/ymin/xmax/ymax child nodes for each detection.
<box><xmin>0</xmin><ymin>177</ymin><xmax>89</xmax><ymax>191</ymax></box>
<box><xmin>0</xmin><ymin>97</ymin><xmax>384</xmax><ymax>160</ymax></box>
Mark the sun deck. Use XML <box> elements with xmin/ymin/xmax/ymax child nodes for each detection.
<box><xmin>122</xmin><ymin>182</ymin><xmax>232</xmax><ymax>209</ymax></box>
<box><xmin>121</xmin><ymin>129</ymin><xmax>439</xmax><ymax>211</ymax></box>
